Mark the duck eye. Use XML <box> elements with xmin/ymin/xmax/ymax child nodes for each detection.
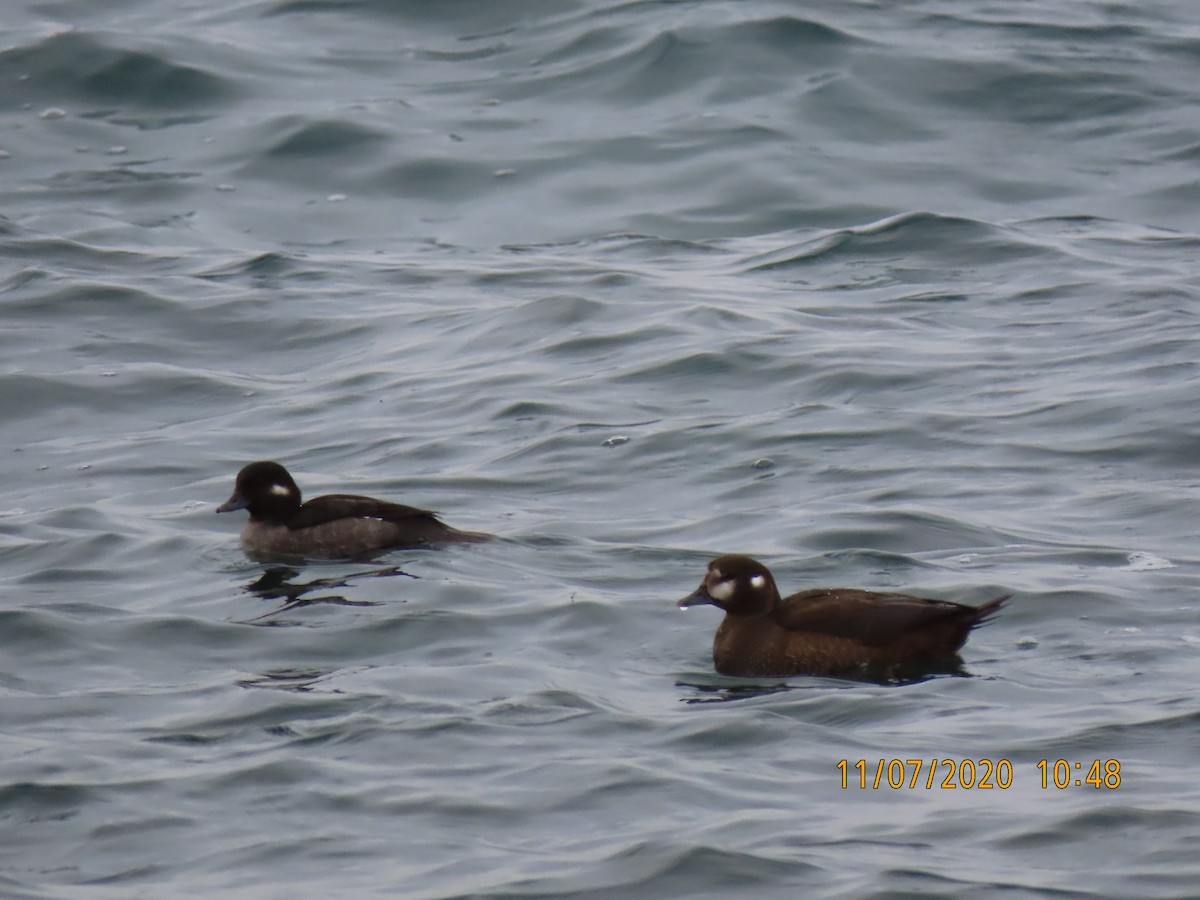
<box><xmin>269</xmin><ymin>484</ymin><xmax>292</xmax><ymax>497</ymax></box>
<box><xmin>749</xmin><ymin>574</ymin><xmax>765</xmax><ymax>590</ymax></box>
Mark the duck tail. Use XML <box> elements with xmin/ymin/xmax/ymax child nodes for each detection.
<box><xmin>971</xmin><ymin>594</ymin><xmax>1010</xmax><ymax>627</ymax></box>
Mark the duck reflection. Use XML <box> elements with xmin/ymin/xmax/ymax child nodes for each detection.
<box><xmin>675</xmin><ymin>664</ymin><xmax>970</xmax><ymax>703</ymax></box>
<box><xmin>238</xmin><ymin>564</ymin><xmax>415</xmax><ymax>623</ymax></box>
<box><xmin>235</xmin><ymin>668</ymin><xmax>332</xmax><ymax>692</ymax></box>
<box><xmin>676</xmin><ymin>678</ymin><xmax>802</xmax><ymax>704</ymax></box>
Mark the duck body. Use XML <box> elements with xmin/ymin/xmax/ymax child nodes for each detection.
<box><xmin>679</xmin><ymin>555</ymin><xmax>1007</xmax><ymax>679</ymax></box>
<box><xmin>217</xmin><ymin>461</ymin><xmax>489</xmax><ymax>559</ymax></box>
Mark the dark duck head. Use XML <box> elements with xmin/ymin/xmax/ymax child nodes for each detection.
<box><xmin>678</xmin><ymin>554</ymin><xmax>781</xmax><ymax>618</ymax></box>
<box><xmin>216</xmin><ymin>461</ymin><xmax>301</xmax><ymax>523</ymax></box>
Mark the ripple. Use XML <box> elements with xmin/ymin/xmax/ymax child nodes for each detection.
<box><xmin>0</xmin><ymin>31</ymin><xmax>239</xmax><ymax>110</ymax></box>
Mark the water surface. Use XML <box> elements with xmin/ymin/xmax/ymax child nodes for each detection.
<box><xmin>3</xmin><ymin>1</ymin><xmax>1200</xmax><ymax>897</ymax></box>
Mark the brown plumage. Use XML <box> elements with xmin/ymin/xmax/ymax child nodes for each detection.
<box><xmin>678</xmin><ymin>554</ymin><xmax>1008</xmax><ymax>680</ymax></box>
<box><xmin>216</xmin><ymin>461</ymin><xmax>489</xmax><ymax>559</ymax></box>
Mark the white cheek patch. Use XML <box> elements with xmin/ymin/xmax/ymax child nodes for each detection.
<box><xmin>749</xmin><ymin>574</ymin><xmax>766</xmax><ymax>590</ymax></box>
<box><xmin>269</xmin><ymin>484</ymin><xmax>293</xmax><ymax>497</ymax></box>
<box><xmin>708</xmin><ymin>579</ymin><xmax>735</xmax><ymax>602</ymax></box>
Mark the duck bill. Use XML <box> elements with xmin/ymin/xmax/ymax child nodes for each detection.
<box><xmin>677</xmin><ymin>586</ymin><xmax>717</xmax><ymax>609</ymax></box>
<box><xmin>216</xmin><ymin>490</ymin><xmax>248</xmax><ymax>514</ymax></box>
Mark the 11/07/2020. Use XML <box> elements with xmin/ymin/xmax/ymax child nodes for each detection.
<box><xmin>837</xmin><ymin>758</ymin><xmax>1122</xmax><ymax>790</ymax></box>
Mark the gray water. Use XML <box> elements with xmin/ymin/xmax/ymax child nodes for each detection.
<box><xmin>3</xmin><ymin>1</ymin><xmax>1200</xmax><ymax>897</ymax></box>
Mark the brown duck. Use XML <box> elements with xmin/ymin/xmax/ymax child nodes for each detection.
<box><xmin>678</xmin><ymin>555</ymin><xmax>1008</xmax><ymax>679</ymax></box>
<box><xmin>216</xmin><ymin>461</ymin><xmax>489</xmax><ymax>559</ymax></box>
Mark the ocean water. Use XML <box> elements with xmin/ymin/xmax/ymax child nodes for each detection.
<box><xmin>3</xmin><ymin>0</ymin><xmax>1200</xmax><ymax>896</ymax></box>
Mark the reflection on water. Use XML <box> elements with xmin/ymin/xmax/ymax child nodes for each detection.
<box><xmin>676</xmin><ymin>678</ymin><xmax>801</xmax><ymax>704</ymax></box>
<box><xmin>675</xmin><ymin>663</ymin><xmax>971</xmax><ymax>703</ymax></box>
<box><xmin>238</xmin><ymin>565</ymin><xmax>416</xmax><ymax>623</ymax></box>
<box><xmin>235</xmin><ymin>667</ymin><xmax>334</xmax><ymax>692</ymax></box>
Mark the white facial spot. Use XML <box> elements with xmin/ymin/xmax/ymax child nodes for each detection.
<box><xmin>708</xmin><ymin>579</ymin><xmax>735</xmax><ymax>602</ymax></box>
<box><xmin>749</xmin><ymin>574</ymin><xmax>766</xmax><ymax>590</ymax></box>
<box><xmin>269</xmin><ymin>484</ymin><xmax>293</xmax><ymax>497</ymax></box>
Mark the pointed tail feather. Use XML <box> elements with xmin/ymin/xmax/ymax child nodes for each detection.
<box><xmin>970</xmin><ymin>594</ymin><xmax>1010</xmax><ymax>628</ymax></box>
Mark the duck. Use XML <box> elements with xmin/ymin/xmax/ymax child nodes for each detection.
<box><xmin>216</xmin><ymin>460</ymin><xmax>489</xmax><ymax>559</ymax></box>
<box><xmin>678</xmin><ymin>554</ymin><xmax>1008</xmax><ymax>679</ymax></box>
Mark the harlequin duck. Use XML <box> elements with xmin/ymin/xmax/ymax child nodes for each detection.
<box><xmin>678</xmin><ymin>555</ymin><xmax>1008</xmax><ymax>679</ymax></box>
<box><xmin>216</xmin><ymin>461</ymin><xmax>489</xmax><ymax>559</ymax></box>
